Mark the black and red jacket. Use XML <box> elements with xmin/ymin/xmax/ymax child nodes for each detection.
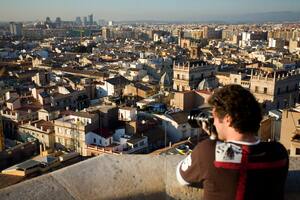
<box><xmin>177</xmin><ymin>139</ymin><xmax>289</xmax><ymax>200</ymax></box>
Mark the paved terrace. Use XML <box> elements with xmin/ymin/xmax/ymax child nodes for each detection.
<box><xmin>0</xmin><ymin>155</ymin><xmax>299</xmax><ymax>200</ymax></box>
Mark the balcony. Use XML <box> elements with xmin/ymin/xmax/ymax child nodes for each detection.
<box><xmin>0</xmin><ymin>155</ymin><xmax>299</xmax><ymax>200</ymax></box>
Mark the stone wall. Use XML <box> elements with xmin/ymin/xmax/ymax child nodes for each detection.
<box><xmin>0</xmin><ymin>155</ymin><xmax>299</xmax><ymax>200</ymax></box>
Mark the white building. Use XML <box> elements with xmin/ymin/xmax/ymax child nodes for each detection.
<box><xmin>118</xmin><ymin>107</ymin><xmax>137</xmax><ymax>121</ymax></box>
<box><xmin>269</xmin><ymin>38</ymin><xmax>277</xmax><ymax>48</ymax></box>
<box><xmin>100</xmin><ymin>76</ymin><xmax>130</xmax><ymax>97</ymax></box>
<box><xmin>154</xmin><ymin>111</ymin><xmax>201</xmax><ymax>142</ymax></box>
<box><xmin>86</xmin><ymin>129</ymin><xmax>113</xmax><ymax>147</ymax></box>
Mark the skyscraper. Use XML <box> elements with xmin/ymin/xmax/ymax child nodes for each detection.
<box><xmin>102</xmin><ymin>27</ymin><xmax>110</xmax><ymax>40</ymax></box>
<box><xmin>45</xmin><ymin>17</ymin><xmax>52</xmax><ymax>24</ymax></box>
<box><xmin>9</xmin><ymin>22</ymin><xmax>23</xmax><ymax>36</ymax></box>
<box><xmin>88</xmin><ymin>14</ymin><xmax>93</xmax><ymax>26</ymax></box>
<box><xmin>83</xmin><ymin>17</ymin><xmax>88</xmax><ymax>26</ymax></box>
<box><xmin>55</xmin><ymin>17</ymin><xmax>62</xmax><ymax>28</ymax></box>
<box><xmin>75</xmin><ymin>16</ymin><xmax>82</xmax><ymax>26</ymax></box>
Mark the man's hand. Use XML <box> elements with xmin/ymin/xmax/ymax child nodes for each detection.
<box><xmin>202</xmin><ymin>121</ymin><xmax>210</xmax><ymax>134</ymax></box>
<box><xmin>202</xmin><ymin>121</ymin><xmax>217</xmax><ymax>140</ymax></box>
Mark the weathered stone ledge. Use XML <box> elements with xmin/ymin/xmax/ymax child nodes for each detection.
<box><xmin>0</xmin><ymin>155</ymin><xmax>299</xmax><ymax>200</ymax></box>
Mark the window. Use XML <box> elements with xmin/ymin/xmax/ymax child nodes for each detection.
<box><xmin>264</xmin><ymin>87</ymin><xmax>267</xmax><ymax>94</ymax></box>
<box><xmin>286</xmin><ymin>86</ymin><xmax>289</xmax><ymax>92</ymax></box>
<box><xmin>277</xmin><ymin>88</ymin><xmax>281</xmax><ymax>95</ymax></box>
<box><xmin>234</xmin><ymin>78</ymin><xmax>237</xmax><ymax>83</ymax></box>
<box><xmin>177</xmin><ymin>74</ymin><xmax>180</xmax><ymax>79</ymax></box>
<box><xmin>140</xmin><ymin>141</ymin><xmax>145</xmax><ymax>146</ymax></box>
<box><xmin>255</xmin><ymin>86</ymin><xmax>258</xmax><ymax>92</ymax></box>
<box><xmin>296</xmin><ymin>148</ymin><xmax>300</xmax><ymax>155</ymax></box>
<box><xmin>93</xmin><ymin>138</ymin><xmax>96</xmax><ymax>143</ymax></box>
<box><xmin>182</xmin><ymin>74</ymin><xmax>185</xmax><ymax>80</ymax></box>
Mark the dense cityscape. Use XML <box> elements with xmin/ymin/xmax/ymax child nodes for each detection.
<box><xmin>0</xmin><ymin>9</ymin><xmax>300</xmax><ymax>195</ymax></box>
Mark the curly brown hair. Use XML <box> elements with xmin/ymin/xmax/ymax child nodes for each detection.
<box><xmin>208</xmin><ymin>84</ymin><xmax>262</xmax><ymax>134</ymax></box>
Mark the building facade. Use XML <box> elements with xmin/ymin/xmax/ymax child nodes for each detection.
<box><xmin>250</xmin><ymin>70</ymin><xmax>300</xmax><ymax>110</ymax></box>
<box><xmin>54</xmin><ymin>112</ymin><xmax>99</xmax><ymax>155</ymax></box>
<box><xmin>173</xmin><ymin>61</ymin><xmax>216</xmax><ymax>92</ymax></box>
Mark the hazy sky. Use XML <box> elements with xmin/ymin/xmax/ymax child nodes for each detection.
<box><xmin>0</xmin><ymin>0</ymin><xmax>300</xmax><ymax>21</ymax></box>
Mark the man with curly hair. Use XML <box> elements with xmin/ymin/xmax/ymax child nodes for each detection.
<box><xmin>177</xmin><ymin>84</ymin><xmax>289</xmax><ymax>200</ymax></box>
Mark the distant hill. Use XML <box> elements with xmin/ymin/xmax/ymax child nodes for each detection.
<box><xmin>117</xmin><ymin>11</ymin><xmax>300</xmax><ymax>24</ymax></box>
<box><xmin>223</xmin><ymin>11</ymin><xmax>300</xmax><ymax>23</ymax></box>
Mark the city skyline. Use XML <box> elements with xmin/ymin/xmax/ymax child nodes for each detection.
<box><xmin>0</xmin><ymin>0</ymin><xmax>300</xmax><ymax>22</ymax></box>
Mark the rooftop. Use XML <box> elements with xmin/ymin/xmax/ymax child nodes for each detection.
<box><xmin>168</xmin><ymin>111</ymin><xmax>189</xmax><ymax>124</ymax></box>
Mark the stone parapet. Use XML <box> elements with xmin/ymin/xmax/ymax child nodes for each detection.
<box><xmin>0</xmin><ymin>155</ymin><xmax>299</xmax><ymax>200</ymax></box>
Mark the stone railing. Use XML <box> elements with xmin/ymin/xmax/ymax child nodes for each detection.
<box><xmin>0</xmin><ymin>155</ymin><xmax>299</xmax><ymax>200</ymax></box>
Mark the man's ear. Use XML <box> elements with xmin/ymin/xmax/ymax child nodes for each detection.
<box><xmin>224</xmin><ymin>114</ymin><xmax>232</xmax><ymax>126</ymax></box>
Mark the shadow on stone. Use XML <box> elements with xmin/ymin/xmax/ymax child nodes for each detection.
<box><xmin>108</xmin><ymin>192</ymin><xmax>177</xmax><ymax>200</ymax></box>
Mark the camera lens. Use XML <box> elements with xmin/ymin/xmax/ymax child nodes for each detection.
<box><xmin>188</xmin><ymin>108</ymin><xmax>213</xmax><ymax>128</ymax></box>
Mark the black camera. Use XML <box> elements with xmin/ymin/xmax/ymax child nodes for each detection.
<box><xmin>188</xmin><ymin>107</ymin><xmax>217</xmax><ymax>140</ymax></box>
